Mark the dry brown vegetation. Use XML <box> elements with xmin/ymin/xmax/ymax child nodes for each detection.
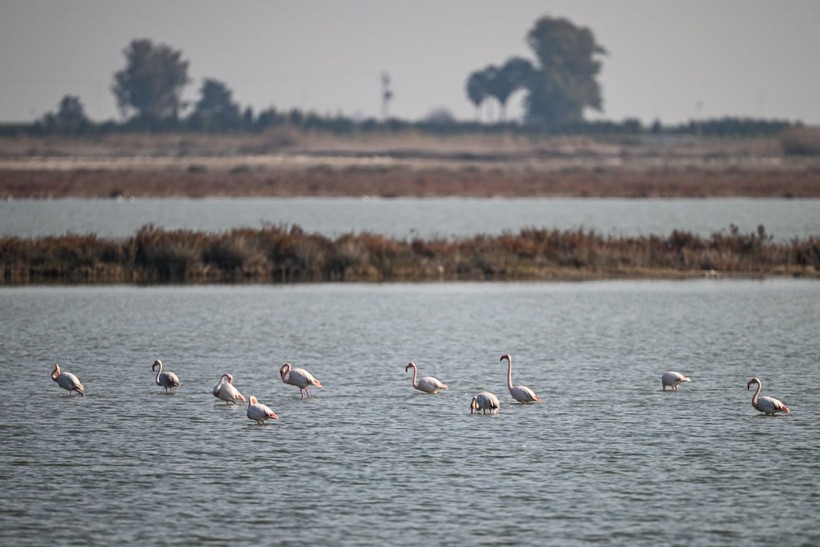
<box><xmin>1</xmin><ymin>132</ymin><xmax>820</xmax><ymax>198</ymax></box>
<box><xmin>2</xmin><ymin>224</ymin><xmax>818</xmax><ymax>285</ymax></box>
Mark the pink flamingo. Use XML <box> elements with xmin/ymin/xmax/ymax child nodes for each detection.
<box><xmin>747</xmin><ymin>377</ymin><xmax>791</xmax><ymax>415</ymax></box>
<box><xmin>212</xmin><ymin>373</ymin><xmax>246</xmax><ymax>405</ymax></box>
<box><xmin>247</xmin><ymin>396</ymin><xmax>279</xmax><ymax>425</ymax></box>
<box><xmin>279</xmin><ymin>362</ymin><xmax>323</xmax><ymax>398</ymax></box>
<box><xmin>51</xmin><ymin>363</ymin><xmax>85</xmax><ymax>396</ymax></box>
<box><xmin>405</xmin><ymin>362</ymin><xmax>449</xmax><ymax>394</ymax></box>
<box><xmin>152</xmin><ymin>359</ymin><xmax>180</xmax><ymax>394</ymax></box>
<box><xmin>661</xmin><ymin>371</ymin><xmax>691</xmax><ymax>391</ymax></box>
<box><xmin>470</xmin><ymin>392</ymin><xmax>500</xmax><ymax>414</ymax></box>
<box><xmin>500</xmin><ymin>354</ymin><xmax>541</xmax><ymax>403</ymax></box>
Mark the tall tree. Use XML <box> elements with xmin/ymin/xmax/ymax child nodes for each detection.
<box><xmin>493</xmin><ymin>57</ymin><xmax>536</xmax><ymax>122</ymax></box>
<box><xmin>465</xmin><ymin>70</ymin><xmax>489</xmax><ymax>121</ymax></box>
<box><xmin>190</xmin><ymin>78</ymin><xmax>241</xmax><ymax>131</ymax></box>
<box><xmin>111</xmin><ymin>39</ymin><xmax>191</xmax><ymax>123</ymax></box>
<box><xmin>524</xmin><ymin>16</ymin><xmax>606</xmax><ymax>128</ymax></box>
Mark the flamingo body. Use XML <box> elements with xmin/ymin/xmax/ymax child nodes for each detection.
<box><xmin>405</xmin><ymin>362</ymin><xmax>448</xmax><ymax>394</ymax></box>
<box><xmin>213</xmin><ymin>373</ymin><xmax>246</xmax><ymax>405</ymax></box>
<box><xmin>51</xmin><ymin>363</ymin><xmax>85</xmax><ymax>396</ymax></box>
<box><xmin>500</xmin><ymin>354</ymin><xmax>541</xmax><ymax>403</ymax></box>
<box><xmin>247</xmin><ymin>396</ymin><xmax>279</xmax><ymax>424</ymax></box>
<box><xmin>470</xmin><ymin>392</ymin><xmax>500</xmax><ymax>414</ymax></box>
<box><xmin>152</xmin><ymin>359</ymin><xmax>180</xmax><ymax>394</ymax></box>
<box><xmin>662</xmin><ymin>371</ymin><xmax>691</xmax><ymax>391</ymax></box>
<box><xmin>280</xmin><ymin>362</ymin><xmax>323</xmax><ymax>398</ymax></box>
<box><xmin>747</xmin><ymin>377</ymin><xmax>790</xmax><ymax>415</ymax></box>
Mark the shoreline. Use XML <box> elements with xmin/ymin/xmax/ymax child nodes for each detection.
<box><xmin>2</xmin><ymin>134</ymin><xmax>820</xmax><ymax>198</ymax></box>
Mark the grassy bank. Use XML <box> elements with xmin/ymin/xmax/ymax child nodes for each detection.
<box><xmin>2</xmin><ymin>224</ymin><xmax>818</xmax><ymax>285</ymax></box>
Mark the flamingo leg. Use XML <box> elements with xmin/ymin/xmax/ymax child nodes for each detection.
<box><xmin>306</xmin><ymin>386</ymin><xmax>312</xmax><ymax>398</ymax></box>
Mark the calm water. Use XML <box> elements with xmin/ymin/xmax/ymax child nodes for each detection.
<box><xmin>1</xmin><ymin>280</ymin><xmax>819</xmax><ymax>545</ymax></box>
<box><xmin>2</xmin><ymin>197</ymin><xmax>819</xmax><ymax>240</ymax></box>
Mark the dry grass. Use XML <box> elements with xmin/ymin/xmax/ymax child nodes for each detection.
<box><xmin>781</xmin><ymin>127</ymin><xmax>820</xmax><ymax>156</ymax></box>
<box><xmin>2</xmin><ymin>132</ymin><xmax>819</xmax><ymax>198</ymax></box>
<box><xmin>2</xmin><ymin>224</ymin><xmax>817</xmax><ymax>285</ymax></box>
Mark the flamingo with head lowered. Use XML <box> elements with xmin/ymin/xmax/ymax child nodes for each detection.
<box><xmin>500</xmin><ymin>354</ymin><xmax>541</xmax><ymax>404</ymax></box>
<box><xmin>661</xmin><ymin>371</ymin><xmax>691</xmax><ymax>391</ymax></box>
<box><xmin>51</xmin><ymin>363</ymin><xmax>85</xmax><ymax>396</ymax></box>
<box><xmin>152</xmin><ymin>359</ymin><xmax>180</xmax><ymax>394</ymax></box>
<box><xmin>213</xmin><ymin>373</ymin><xmax>246</xmax><ymax>405</ymax></box>
<box><xmin>247</xmin><ymin>396</ymin><xmax>279</xmax><ymax>425</ymax></box>
<box><xmin>279</xmin><ymin>362</ymin><xmax>323</xmax><ymax>399</ymax></box>
<box><xmin>747</xmin><ymin>377</ymin><xmax>791</xmax><ymax>415</ymax></box>
<box><xmin>470</xmin><ymin>392</ymin><xmax>500</xmax><ymax>414</ymax></box>
<box><xmin>405</xmin><ymin>362</ymin><xmax>448</xmax><ymax>394</ymax></box>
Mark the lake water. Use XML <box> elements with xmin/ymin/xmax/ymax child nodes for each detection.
<box><xmin>2</xmin><ymin>197</ymin><xmax>819</xmax><ymax>241</ymax></box>
<box><xmin>1</xmin><ymin>280</ymin><xmax>819</xmax><ymax>545</ymax></box>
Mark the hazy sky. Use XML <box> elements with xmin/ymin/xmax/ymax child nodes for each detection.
<box><xmin>1</xmin><ymin>0</ymin><xmax>819</xmax><ymax>125</ymax></box>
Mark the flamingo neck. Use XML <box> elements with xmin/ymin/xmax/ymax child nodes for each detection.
<box><xmin>409</xmin><ymin>364</ymin><xmax>418</xmax><ymax>387</ymax></box>
<box><xmin>505</xmin><ymin>358</ymin><xmax>513</xmax><ymax>390</ymax></box>
<box><xmin>751</xmin><ymin>381</ymin><xmax>762</xmax><ymax>405</ymax></box>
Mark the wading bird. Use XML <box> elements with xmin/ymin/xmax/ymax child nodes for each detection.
<box><xmin>661</xmin><ymin>371</ymin><xmax>691</xmax><ymax>391</ymax></box>
<box><xmin>152</xmin><ymin>359</ymin><xmax>180</xmax><ymax>394</ymax></box>
<box><xmin>747</xmin><ymin>376</ymin><xmax>791</xmax><ymax>415</ymax></box>
<box><xmin>500</xmin><ymin>354</ymin><xmax>541</xmax><ymax>403</ymax></box>
<box><xmin>247</xmin><ymin>396</ymin><xmax>279</xmax><ymax>425</ymax></box>
<box><xmin>50</xmin><ymin>363</ymin><xmax>85</xmax><ymax>396</ymax></box>
<box><xmin>212</xmin><ymin>373</ymin><xmax>246</xmax><ymax>405</ymax></box>
<box><xmin>405</xmin><ymin>362</ymin><xmax>448</xmax><ymax>394</ymax></box>
<box><xmin>470</xmin><ymin>392</ymin><xmax>500</xmax><ymax>414</ymax></box>
<box><xmin>279</xmin><ymin>362</ymin><xmax>323</xmax><ymax>398</ymax></box>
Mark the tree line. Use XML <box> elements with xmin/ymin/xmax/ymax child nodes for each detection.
<box><xmin>0</xmin><ymin>16</ymin><xmax>800</xmax><ymax>138</ymax></box>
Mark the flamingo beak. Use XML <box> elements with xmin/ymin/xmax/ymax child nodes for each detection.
<box><xmin>272</xmin><ymin>412</ymin><xmax>280</xmax><ymax>420</ymax></box>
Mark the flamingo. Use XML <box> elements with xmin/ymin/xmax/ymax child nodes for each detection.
<box><xmin>470</xmin><ymin>392</ymin><xmax>500</xmax><ymax>414</ymax></box>
<box><xmin>247</xmin><ymin>396</ymin><xmax>279</xmax><ymax>425</ymax></box>
<box><xmin>51</xmin><ymin>363</ymin><xmax>85</xmax><ymax>396</ymax></box>
<box><xmin>747</xmin><ymin>377</ymin><xmax>791</xmax><ymax>415</ymax></box>
<box><xmin>500</xmin><ymin>354</ymin><xmax>541</xmax><ymax>403</ymax></box>
<box><xmin>405</xmin><ymin>362</ymin><xmax>448</xmax><ymax>394</ymax></box>
<box><xmin>279</xmin><ymin>362</ymin><xmax>323</xmax><ymax>398</ymax></box>
<box><xmin>152</xmin><ymin>359</ymin><xmax>180</xmax><ymax>394</ymax></box>
<box><xmin>213</xmin><ymin>373</ymin><xmax>246</xmax><ymax>405</ymax></box>
<box><xmin>661</xmin><ymin>371</ymin><xmax>691</xmax><ymax>391</ymax></box>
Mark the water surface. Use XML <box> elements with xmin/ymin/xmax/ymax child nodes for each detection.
<box><xmin>1</xmin><ymin>280</ymin><xmax>819</xmax><ymax>544</ymax></box>
<box><xmin>2</xmin><ymin>197</ymin><xmax>819</xmax><ymax>240</ymax></box>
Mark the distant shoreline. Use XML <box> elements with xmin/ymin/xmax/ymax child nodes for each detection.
<box><xmin>2</xmin><ymin>134</ymin><xmax>820</xmax><ymax>198</ymax></box>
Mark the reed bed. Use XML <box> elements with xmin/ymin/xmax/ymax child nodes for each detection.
<box><xmin>1</xmin><ymin>224</ymin><xmax>818</xmax><ymax>285</ymax></box>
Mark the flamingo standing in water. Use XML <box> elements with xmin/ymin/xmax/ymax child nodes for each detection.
<box><xmin>500</xmin><ymin>354</ymin><xmax>541</xmax><ymax>403</ymax></box>
<box><xmin>51</xmin><ymin>363</ymin><xmax>85</xmax><ymax>396</ymax></box>
<box><xmin>747</xmin><ymin>377</ymin><xmax>791</xmax><ymax>415</ymax></box>
<box><xmin>470</xmin><ymin>392</ymin><xmax>500</xmax><ymax>414</ymax></box>
<box><xmin>212</xmin><ymin>373</ymin><xmax>246</xmax><ymax>405</ymax></box>
<box><xmin>279</xmin><ymin>362</ymin><xmax>323</xmax><ymax>398</ymax></box>
<box><xmin>247</xmin><ymin>396</ymin><xmax>279</xmax><ymax>425</ymax></box>
<box><xmin>662</xmin><ymin>371</ymin><xmax>691</xmax><ymax>391</ymax></box>
<box><xmin>152</xmin><ymin>359</ymin><xmax>180</xmax><ymax>394</ymax></box>
<box><xmin>405</xmin><ymin>362</ymin><xmax>448</xmax><ymax>394</ymax></box>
